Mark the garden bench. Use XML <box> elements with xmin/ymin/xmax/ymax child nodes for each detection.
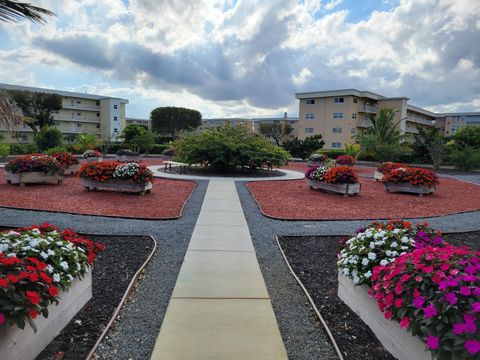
<box><xmin>163</xmin><ymin>160</ymin><xmax>189</xmax><ymax>173</ymax></box>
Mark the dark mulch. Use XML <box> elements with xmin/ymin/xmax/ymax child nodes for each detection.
<box><xmin>278</xmin><ymin>231</ymin><xmax>479</xmax><ymax>360</ymax></box>
<box><xmin>35</xmin><ymin>234</ymin><xmax>154</xmax><ymax>360</ymax></box>
<box><xmin>0</xmin><ymin>169</ymin><xmax>196</xmax><ymax>219</ymax></box>
<box><xmin>166</xmin><ymin>166</ymin><xmax>285</xmax><ymax>178</ymax></box>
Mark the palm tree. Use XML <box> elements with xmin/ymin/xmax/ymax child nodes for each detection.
<box><xmin>0</xmin><ymin>0</ymin><xmax>54</xmax><ymax>24</ymax></box>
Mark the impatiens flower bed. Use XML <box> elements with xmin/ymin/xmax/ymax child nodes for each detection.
<box><xmin>82</xmin><ymin>150</ymin><xmax>102</xmax><ymax>159</ymax></box>
<box><xmin>78</xmin><ymin>161</ymin><xmax>153</xmax><ymax>185</ymax></box>
<box><xmin>0</xmin><ymin>224</ymin><xmax>103</xmax><ymax>330</ymax></box>
<box><xmin>337</xmin><ymin>219</ymin><xmax>480</xmax><ymax>359</ymax></box>
<box><xmin>377</xmin><ymin>162</ymin><xmax>407</xmax><ymax>174</ymax></box>
<box><xmin>51</xmin><ymin>152</ymin><xmax>79</xmax><ymax>168</ymax></box>
<box><xmin>382</xmin><ymin>167</ymin><xmax>439</xmax><ymax>189</ymax></box>
<box><xmin>335</xmin><ymin>155</ymin><xmax>355</xmax><ymax>166</ymax></box>
<box><xmin>305</xmin><ymin>165</ymin><xmax>329</xmax><ymax>182</ymax></box>
<box><xmin>323</xmin><ymin>166</ymin><xmax>358</xmax><ymax>184</ymax></box>
<box><xmin>308</xmin><ymin>153</ymin><xmax>328</xmax><ymax>163</ymax></box>
<box><xmin>5</xmin><ymin>154</ymin><xmax>62</xmax><ymax>174</ymax></box>
<box><xmin>305</xmin><ymin>164</ymin><xmax>360</xmax><ymax>195</ymax></box>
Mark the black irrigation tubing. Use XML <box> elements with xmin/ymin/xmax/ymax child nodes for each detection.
<box><xmin>274</xmin><ymin>235</ymin><xmax>345</xmax><ymax>360</ymax></box>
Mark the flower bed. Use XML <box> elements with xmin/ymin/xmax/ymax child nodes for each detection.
<box><xmin>0</xmin><ymin>224</ymin><xmax>103</xmax><ymax>359</ymax></box>
<box><xmin>306</xmin><ymin>165</ymin><xmax>360</xmax><ymax>196</ymax></box>
<box><xmin>307</xmin><ymin>153</ymin><xmax>328</xmax><ymax>166</ymax></box>
<box><xmin>337</xmin><ymin>219</ymin><xmax>480</xmax><ymax>359</ymax></box>
<box><xmin>116</xmin><ymin>149</ymin><xmax>142</xmax><ymax>163</ymax></box>
<box><xmin>4</xmin><ymin>154</ymin><xmax>64</xmax><ymax>187</ymax></box>
<box><xmin>51</xmin><ymin>152</ymin><xmax>80</xmax><ymax>175</ymax></box>
<box><xmin>78</xmin><ymin>161</ymin><xmax>154</xmax><ymax>194</ymax></box>
<box><xmin>374</xmin><ymin>162</ymin><xmax>407</xmax><ymax>181</ymax></box>
<box><xmin>382</xmin><ymin>167</ymin><xmax>438</xmax><ymax>196</ymax></box>
<box><xmin>335</xmin><ymin>155</ymin><xmax>355</xmax><ymax>166</ymax></box>
<box><xmin>82</xmin><ymin>150</ymin><xmax>103</xmax><ymax>163</ymax></box>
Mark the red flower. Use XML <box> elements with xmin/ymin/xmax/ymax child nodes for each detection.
<box><xmin>28</xmin><ymin>308</ymin><xmax>39</xmax><ymax>319</ymax></box>
<box><xmin>0</xmin><ymin>278</ymin><xmax>9</xmax><ymax>288</ymax></box>
<box><xmin>48</xmin><ymin>286</ymin><xmax>59</xmax><ymax>297</ymax></box>
<box><xmin>26</xmin><ymin>291</ymin><xmax>41</xmax><ymax>305</ymax></box>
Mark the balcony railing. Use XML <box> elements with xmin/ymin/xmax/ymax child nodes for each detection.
<box><xmin>53</xmin><ymin>116</ymin><xmax>101</xmax><ymax>124</ymax></box>
<box><xmin>358</xmin><ymin>105</ymin><xmax>378</xmax><ymax>113</ymax></box>
<box><xmin>406</xmin><ymin>117</ymin><xmax>434</xmax><ymax>126</ymax></box>
<box><xmin>62</xmin><ymin>103</ymin><xmax>100</xmax><ymax>111</ymax></box>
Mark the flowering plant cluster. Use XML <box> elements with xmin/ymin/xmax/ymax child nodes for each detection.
<box><xmin>323</xmin><ymin>166</ymin><xmax>358</xmax><ymax>184</ymax></box>
<box><xmin>308</xmin><ymin>153</ymin><xmax>328</xmax><ymax>162</ymax></box>
<box><xmin>305</xmin><ymin>165</ymin><xmax>329</xmax><ymax>181</ymax></box>
<box><xmin>370</xmin><ymin>245</ymin><xmax>480</xmax><ymax>358</ymax></box>
<box><xmin>377</xmin><ymin>162</ymin><xmax>406</xmax><ymax>174</ymax></box>
<box><xmin>0</xmin><ymin>224</ymin><xmax>103</xmax><ymax>330</ymax></box>
<box><xmin>335</xmin><ymin>155</ymin><xmax>355</xmax><ymax>166</ymax></box>
<box><xmin>382</xmin><ymin>167</ymin><xmax>439</xmax><ymax>188</ymax></box>
<box><xmin>51</xmin><ymin>152</ymin><xmax>79</xmax><ymax>168</ymax></box>
<box><xmin>338</xmin><ymin>220</ymin><xmax>445</xmax><ymax>286</ymax></box>
<box><xmin>82</xmin><ymin>149</ymin><xmax>102</xmax><ymax>159</ymax></box>
<box><xmin>5</xmin><ymin>154</ymin><xmax>63</xmax><ymax>174</ymax></box>
<box><xmin>79</xmin><ymin>161</ymin><xmax>153</xmax><ymax>184</ymax></box>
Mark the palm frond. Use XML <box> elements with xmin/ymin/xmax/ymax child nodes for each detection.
<box><xmin>0</xmin><ymin>0</ymin><xmax>55</xmax><ymax>24</ymax></box>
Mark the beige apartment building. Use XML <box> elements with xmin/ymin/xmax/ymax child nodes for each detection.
<box><xmin>0</xmin><ymin>83</ymin><xmax>128</xmax><ymax>144</ymax></box>
<box><xmin>126</xmin><ymin>117</ymin><xmax>151</xmax><ymax>128</ymax></box>
<box><xmin>251</xmin><ymin>115</ymin><xmax>299</xmax><ymax>143</ymax></box>
<box><xmin>199</xmin><ymin>118</ymin><xmax>253</xmax><ymax>132</ymax></box>
<box><xmin>295</xmin><ymin>89</ymin><xmax>436</xmax><ymax>149</ymax></box>
<box><xmin>435</xmin><ymin>112</ymin><xmax>480</xmax><ymax>136</ymax></box>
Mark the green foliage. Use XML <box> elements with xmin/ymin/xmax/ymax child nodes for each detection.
<box><xmin>149</xmin><ymin>144</ymin><xmax>170</xmax><ymax>154</ymax></box>
<box><xmin>121</xmin><ymin>124</ymin><xmax>147</xmax><ymax>143</ymax></box>
<box><xmin>150</xmin><ymin>106</ymin><xmax>202</xmax><ymax>138</ymax></box>
<box><xmin>8</xmin><ymin>90</ymin><xmax>61</xmax><ymax>133</ymax></box>
<box><xmin>282</xmin><ymin>135</ymin><xmax>325</xmax><ymax>159</ymax></box>
<box><xmin>0</xmin><ymin>144</ymin><xmax>9</xmax><ymax>160</ymax></box>
<box><xmin>72</xmin><ymin>133</ymin><xmax>99</xmax><ymax>153</ymax></box>
<box><xmin>174</xmin><ymin>124</ymin><xmax>290</xmax><ymax>170</ymax></box>
<box><xmin>8</xmin><ymin>143</ymin><xmax>37</xmax><ymax>155</ymax></box>
<box><xmin>448</xmin><ymin>147</ymin><xmax>480</xmax><ymax>171</ymax></box>
<box><xmin>344</xmin><ymin>143</ymin><xmax>361</xmax><ymax>158</ymax></box>
<box><xmin>258</xmin><ymin>122</ymin><xmax>293</xmax><ymax>146</ymax></box>
<box><xmin>34</xmin><ymin>125</ymin><xmax>63</xmax><ymax>151</ymax></box>
<box><xmin>44</xmin><ymin>146</ymin><xmax>68</xmax><ymax>155</ymax></box>
<box><xmin>130</xmin><ymin>130</ymin><xmax>155</xmax><ymax>154</ymax></box>
<box><xmin>452</xmin><ymin>126</ymin><xmax>480</xmax><ymax>149</ymax></box>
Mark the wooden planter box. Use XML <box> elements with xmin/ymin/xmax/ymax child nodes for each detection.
<box><xmin>5</xmin><ymin>171</ymin><xmax>63</xmax><ymax>187</ymax></box>
<box><xmin>116</xmin><ymin>155</ymin><xmax>142</xmax><ymax>163</ymax></box>
<box><xmin>81</xmin><ymin>177</ymin><xmax>152</xmax><ymax>195</ymax></box>
<box><xmin>337</xmin><ymin>274</ymin><xmax>429</xmax><ymax>360</ymax></box>
<box><xmin>63</xmin><ymin>163</ymin><xmax>81</xmax><ymax>175</ymax></box>
<box><xmin>84</xmin><ymin>157</ymin><xmax>103</xmax><ymax>163</ymax></box>
<box><xmin>308</xmin><ymin>179</ymin><xmax>360</xmax><ymax>196</ymax></box>
<box><xmin>384</xmin><ymin>182</ymin><xmax>435</xmax><ymax>196</ymax></box>
<box><xmin>0</xmin><ymin>272</ymin><xmax>92</xmax><ymax>360</ymax></box>
<box><xmin>374</xmin><ymin>170</ymin><xmax>384</xmax><ymax>181</ymax></box>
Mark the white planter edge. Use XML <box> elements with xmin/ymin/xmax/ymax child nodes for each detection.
<box><xmin>307</xmin><ymin>179</ymin><xmax>360</xmax><ymax>196</ymax></box>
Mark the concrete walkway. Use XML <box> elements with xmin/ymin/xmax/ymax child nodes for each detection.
<box><xmin>150</xmin><ymin>180</ymin><xmax>288</xmax><ymax>359</ymax></box>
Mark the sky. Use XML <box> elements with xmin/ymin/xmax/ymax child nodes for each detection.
<box><xmin>0</xmin><ymin>0</ymin><xmax>479</xmax><ymax>119</ymax></box>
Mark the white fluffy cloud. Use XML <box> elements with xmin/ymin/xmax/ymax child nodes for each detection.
<box><xmin>0</xmin><ymin>0</ymin><xmax>478</xmax><ymax>118</ymax></box>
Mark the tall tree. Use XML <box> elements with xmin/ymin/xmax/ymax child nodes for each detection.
<box><xmin>150</xmin><ymin>107</ymin><xmax>202</xmax><ymax>139</ymax></box>
<box><xmin>0</xmin><ymin>0</ymin><xmax>54</xmax><ymax>23</ymax></box>
<box><xmin>413</xmin><ymin>126</ymin><xmax>446</xmax><ymax>169</ymax></box>
<box><xmin>258</xmin><ymin>122</ymin><xmax>293</xmax><ymax>146</ymax></box>
<box><xmin>8</xmin><ymin>90</ymin><xmax>62</xmax><ymax>134</ymax></box>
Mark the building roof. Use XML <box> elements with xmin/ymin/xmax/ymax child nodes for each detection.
<box><xmin>406</xmin><ymin>104</ymin><xmax>437</xmax><ymax>117</ymax></box>
<box><xmin>295</xmin><ymin>88</ymin><xmax>389</xmax><ymax>100</ymax></box>
<box><xmin>436</xmin><ymin>112</ymin><xmax>480</xmax><ymax>117</ymax></box>
<box><xmin>251</xmin><ymin>117</ymin><xmax>299</xmax><ymax>122</ymax></box>
<box><xmin>0</xmin><ymin>83</ymin><xmax>129</xmax><ymax>103</ymax></box>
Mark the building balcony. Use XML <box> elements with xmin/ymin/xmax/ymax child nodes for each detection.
<box><xmin>406</xmin><ymin>117</ymin><xmax>433</xmax><ymax>126</ymax></box>
<box><xmin>405</xmin><ymin>126</ymin><xmax>419</xmax><ymax>134</ymax></box>
<box><xmin>62</xmin><ymin>104</ymin><xmax>100</xmax><ymax>111</ymax></box>
<box><xmin>53</xmin><ymin>116</ymin><xmax>101</xmax><ymax>124</ymax></box>
<box><xmin>357</xmin><ymin>119</ymin><xmax>372</xmax><ymax>128</ymax></box>
<box><xmin>358</xmin><ymin>105</ymin><xmax>378</xmax><ymax>114</ymax></box>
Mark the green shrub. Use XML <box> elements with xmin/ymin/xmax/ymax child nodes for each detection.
<box><xmin>449</xmin><ymin>147</ymin><xmax>480</xmax><ymax>171</ymax></box>
<box><xmin>174</xmin><ymin>125</ymin><xmax>290</xmax><ymax>170</ymax></box>
<box><xmin>8</xmin><ymin>143</ymin><xmax>38</xmax><ymax>155</ymax></box>
<box><xmin>321</xmin><ymin>149</ymin><xmax>345</xmax><ymax>159</ymax></box>
<box><xmin>34</xmin><ymin>126</ymin><xmax>63</xmax><ymax>151</ymax></box>
<box><xmin>72</xmin><ymin>133</ymin><xmax>99</xmax><ymax>153</ymax></box>
<box><xmin>0</xmin><ymin>144</ymin><xmax>9</xmax><ymax>160</ymax></box>
<box><xmin>150</xmin><ymin>144</ymin><xmax>170</xmax><ymax>154</ymax></box>
<box><xmin>282</xmin><ymin>135</ymin><xmax>325</xmax><ymax>159</ymax></box>
<box><xmin>44</xmin><ymin>146</ymin><xmax>68</xmax><ymax>156</ymax></box>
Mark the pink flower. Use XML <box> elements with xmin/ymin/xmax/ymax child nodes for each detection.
<box><xmin>399</xmin><ymin>317</ymin><xmax>411</xmax><ymax>329</ymax></box>
<box><xmin>422</xmin><ymin>266</ymin><xmax>434</xmax><ymax>273</ymax></box>
<box><xmin>394</xmin><ymin>298</ymin><xmax>403</xmax><ymax>308</ymax></box>
<box><xmin>452</xmin><ymin>323</ymin><xmax>465</xmax><ymax>335</ymax></box>
<box><xmin>0</xmin><ymin>313</ymin><xmax>5</xmax><ymax>325</ymax></box>
<box><xmin>426</xmin><ymin>335</ymin><xmax>439</xmax><ymax>350</ymax></box>
<box><xmin>465</xmin><ymin>340</ymin><xmax>480</xmax><ymax>355</ymax></box>
<box><xmin>445</xmin><ymin>292</ymin><xmax>458</xmax><ymax>305</ymax></box>
<box><xmin>472</xmin><ymin>302</ymin><xmax>480</xmax><ymax>312</ymax></box>
<box><xmin>413</xmin><ymin>296</ymin><xmax>426</xmax><ymax>309</ymax></box>
<box><xmin>384</xmin><ymin>310</ymin><xmax>393</xmax><ymax>320</ymax></box>
<box><xmin>424</xmin><ymin>304</ymin><xmax>438</xmax><ymax>318</ymax></box>
<box><xmin>459</xmin><ymin>287</ymin><xmax>471</xmax><ymax>296</ymax></box>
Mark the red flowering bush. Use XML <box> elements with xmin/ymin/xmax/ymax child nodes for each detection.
<box><xmin>78</xmin><ymin>161</ymin><xmax>154</xmax><ymax>184</ymax></box>
<box><xmin>335</xmin><ymin>155</ymin><xmax>355</xmax><ymax>166</ymax></box>
<box><xmin>370</xmin><ymin>245</ymin><xmax>480</xmax><ymax>358</ymax></box>
<box><xmin>323</xmin><ymin>166</ymin><xmax>358</xmax><ymax>184</ymax></box>
<box><xmin>377</xmin><ymin>162</ymin><xmax>407</xmax><ymax>174</ymax></box>
<box><xmin>382</xmin><ymin>167</ymin><xmax>439</xmax><ymax>188</ymax></box>
<box><xmin>51</xmin><ymin>152</ymin><xmax>79</xmax><ymax>168</ymax></box>
<box><xmin>82</xmin><ymin>149</ymin><xmax>102</xmax><ymax>158</ymax></box>
<box><xmin>5</xmin><ymin>154</ymin><xmax>63</xmax><ymax>174</ymax></box>
<box><xmin>0</xmin><ymin>224</ymin><xmax>103</xmax><ymax>330</ymax></box>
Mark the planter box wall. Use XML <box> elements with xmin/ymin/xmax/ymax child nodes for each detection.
<box><xmin>0</xmin><ymin>272</ymin><xmax>92</xmax><ymax>360</ymax></box>
<box><xmin>384</xmin><ymin>182</ymin><xmax>435</xmax><ymax>196</ymax></box>
<box><xmin>337</xmin><ymin>274</ymin><xmax>429</xmax><ymax>360</ymax></box>
<box><xmin>5</xmin><ymin>171</ymin><xmax>63</xmax><ymax>187</ymax></box>
<box><xmin>307</xmin><ymin>179</ymin><xmax>360</xmax><ymax>196</ymax></box>
<box><xmin>374</xmin><ymin>170</ymin><xmax>384</xmax><ymax>181</ymax></box>
<box><xmin>84</xmin><ymin>157</ymin><xmax>103</xmax><ymax>163</ymax></box>
<box><xmin>307</xmin><ymin>161</ymin><xmax>326</xmax><ymax>167</ymax></box>
<box><xmin>81</xmin><ymin>178</ymin><xmax>152</xmax><ymax>195</ymax></box>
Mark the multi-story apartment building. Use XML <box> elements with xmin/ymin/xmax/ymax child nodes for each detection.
<box><xmin>126</xmin><ymin>117</ymin><xmax>151</xmax><ymax>128</ymax></box>
<box><xmin>435</xmin><ymin>112</ymin><xmax>480</xmax><ymax>136</ymax></box>
<box><xmin>0</xmin><ymin>83</ymin><xmax>128</xmax><ymax>144</ymax></box>
<box><xmin>199</xmin><ymin>118</ymin><xmax>253</xmax><ymax>132</ymax></box>
<box><xmin>251</xmin><ymin>115</ymin><xmax>299</xmax><ymax>143</ymax></box>
<box><xmin>295</xmin><ymin>89</ymin><xmax>436</xmax><ymax>149</ymax></box>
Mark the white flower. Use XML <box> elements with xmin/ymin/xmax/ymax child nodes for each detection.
<box><xmin>53</xmin><ymin>273</ymin><xmax>61</xmax><ymax>282</ymax></box>
<box><xmin>367</xmin><ymin>252</ymin><xmax>377</xmax><ymax>260</ymax></box>
<box><xmin>362</xmin><ymin>258</ymin><xmax>369</xmax><ymax>266</ymax></box>
<box><xmin>369</xmin><ymin>242</ymin><xmax>375</xmax><ymax>249</ymax></box>
<box><xmin>380</xmin><ymin>259</ymin><xmax>389</xmax><ymax>266</ymax></box>
<box><xmin>364</xmin><ymin>271</ymin><xmax>372</xmax><ymax>278</ymax></box>
<box><xmin>7</xmin><ymin>253</ymin><xmax>16</xmax><ymax>257</ymax></box>
<box><xmin>60</xmin><ymin>261</ymin><xmax>69</xmax><ymax>270</ymax></box>
<box><xmin>401</xmin><ymin>236</ymin><xmax>410</xmax><ymax>243</ymax></box>
<box><xmin>390</xmin><ymin>241</ymin><xmax>398</xmax><ymax>248</ymax></box>
<box><xmin>342</xmin><ymin>268</ymin><xmax>350</xmax><ymax>275</ymax></box>
<box><xmin>353</xmin><ymin>276</ymin><xmax>360</xmax><ymax>284</ymax></box>
<box><xmin>393</xmin><ymin>228</ymin><xmax>400</xmax><ymax>234</ymax></box>
<box><xmin>67</xmin><ymin>274</ymin><xmax>73</xmax><ymax>282</ymax></box>
<box><xmin>31</xmin><ymin>229</ymin><xmax>40</xmax><ymax>235</ymax></box>
<box><xmin>47</xmin><ymin>249</ymin><xmax>55</xmax><ymax>256</ymax></box>
<box><xmin>40</xmin><ymin>251</ymin><xmax>48</xmax><ymax>260</ymax></box>
<box><xmin>365</xmin><ymin>231</ymin><xmax>373</xmax><ymax>238</ymax></box>
<box><xmin>47</xmin><ymin>265</ymin><xmax>54</xmax><ymax>273</ymax></box>
<box><xmin>0</xmin><ymin>244</ymin><xmax>9</xmax><ymax>252</ymax></box>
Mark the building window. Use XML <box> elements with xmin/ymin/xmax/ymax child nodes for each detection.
<box><xmin>306</xmin><ymin>99</ymin><xmax>315</xmax><ymax>104</ymax></box>
<box><xmin>305</xmin><ymin>128</ymin><xmax>314</xmax><ymax>133</ymax></box>
<box><xmin>77</xmin><ymin>112</ymin><xmax>81</xmax><ymax>116</ymax></box>
<box><xmin>352</xmin><ymin>113</ymin><xmax>357</xmax><ymax>119</ymax></box>
<box><xmin>71</xmin><ymin>112</ymin><xmax>74</xmax><ymax>119</ymax></box>
<box><xmin>114</xmin><ymin>104</ymin><xmax>118</xmax><ymax>109</ymax></box>
<box><xmin>334</xmin><ymin>97</ymin><xmax>344</xmax><ymax>103</ymax></box>
<box><xmin>96</xmin><ymin>124</ymin><xmax>100</xmax><ymax>128</ymax></box>
<box><xmin>353</xmin><ymin>98</ymin><xmax>357</xmax><ymax>104</ymax></box>
<box><xmin>333</xmin><ymin>112</ymin><xmax>343</xmax><ymax>119</ymax></box>
<box><xmin>96</xmin><ymin>101</ymin><xmax>100</xmax><ymax>105</ymax></box>
<box><xmin>290</xmin><ymin>135</ymin><xmax>294</xmax><ymax>138</ymax></box>
<box><xmin>289</xmin><ymin>121</ymin><xmax>296</xmax><ymax>124</ymax></box>
<box><xmin>97</xmin><ymin>113</ymin><xmax>100</xmax><ymax>117</ymax></box>
<box><xmin>70</xmin><ymin>99</ymin><xmax>74</xmax><ymax>106</ymax></box>
<box><xmin>114</xmin><ymin>116</ymin><xmax>118</xmax><ymax>121</ymax></box>
<box><xmin>114</xmin><ymin>128</ymin><xmax>118</xmax><ymax>132</ymax></box>
<box><xmin>77</xmin><ymin>123</ymin><xmax>81</xmax><ymax>127</ymax></box>
<box><xmin>332</xmin><ymin>142</ymin><xmax>341</xmax><ymax>148</ymax></box>
<box><xmin>332</xmin><ymin>127</ymin><xmax>342</xmax><ymax>133</ymax></box>
<box><xmin>76</xmin><ymin>100</ymin><xmax>81</xmax><ymax>104</ymax></box>
<box><xmin>351</xmin><ymin>128</ymin><xmax>356</xmax><ymax>134</ymax></box>
<box><xmin>305</xmin><ymin>113</ymin><xmax>315</xmax><ymax>119</ymax></box>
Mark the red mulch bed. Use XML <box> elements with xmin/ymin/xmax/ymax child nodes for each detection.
<box><xmin>281</xmin><ymin>162</ymin><xmax>374</xmax><ymax>176</ymax></box>
<box><xmin>0</xmin><ymin>167</ymin><xmax>195</xmax><ymax>219</ymax></box>
<box><xmin>247</xmin><ymin>176</ymin><xmax>480</xmax><ymax>220</ymax></box>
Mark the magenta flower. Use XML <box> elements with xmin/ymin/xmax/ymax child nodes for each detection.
<box><xmin>399</xmin><ymin>317</ymin><xmax>411</xmax><ymax>329</ymax></box>
<box><xmin>472</xmin><ymin>302</ymin><xmax>480</xmax><ymax>312</ymax></box>
<box><xmin>413</xmin><ymin>296</ymin><xmax>426</xmax><ymax>308</ymax></box>
<box><xmin>423</xmin><ymin>304</ymin><xmax>438</xmax><ymax>318</ymax></box>
<box><xmin>445</xmin><ymin>292</ymin><xmax>457</xmax><ymax>305</ymax></box>
<box><xmin>465</xmin><ymin>340</ymin><xmax>480</xmax><ymax>355</ymax></box>
<box><xmin>452</xmin><ymin>323</ymin><xmax>465</xmax><ymax>335</ymax></box>
<box><xmin>0</xmin><ymin>313</ymin><xmax>5</xmax><ymax>325</ymax></box>
<box><xmin>426</xmin><ymin>335</ymin><xmax>439</xmax><ymax>350</ymax></box>
<box><xmin>459</xmin><ymin>286</ymin><xmax>472</xmax><ymax>296</ymax></box>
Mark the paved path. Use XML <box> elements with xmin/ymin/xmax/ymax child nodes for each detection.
<box><xmin>150</xmin><ymin>180</ymin><xmax>288</xmax><ymax>359</ymax></box>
